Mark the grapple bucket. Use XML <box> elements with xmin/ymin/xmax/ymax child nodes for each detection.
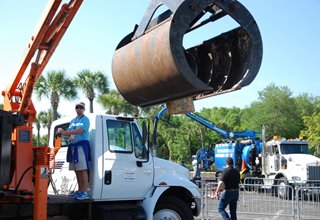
<box><xmin>112</xmin><ymin>0</ymin><xmax>262</xmax><ymax>107</ymax></box>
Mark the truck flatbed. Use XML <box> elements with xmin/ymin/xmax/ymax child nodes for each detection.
<box><xmin>0</xmin><ymin>194</ymin><xmax>146</xmax><ymax>219</ymax></box>
<box><xmin>0</xmin><ymin>195</ymin><xmax>90</xmax><ymax>219</ymax></box>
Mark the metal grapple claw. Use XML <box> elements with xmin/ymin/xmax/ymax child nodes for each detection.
<box><xmin>112</xmin><ymin>0</ymin><xmax>263</xmax><ymax>107</ymax></box>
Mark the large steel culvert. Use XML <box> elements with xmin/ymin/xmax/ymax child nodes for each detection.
<box><xmin>112</xmin><ymin>0</ymin><xmax>263</xmax><ymax>109</ymax></box>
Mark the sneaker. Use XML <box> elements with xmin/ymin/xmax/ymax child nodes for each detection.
<box><xmin>68</xmin><ymin>191</ymin><xmax>79</xmax><ymax>199</ymax></box>
<box><xmin>74</xmin><ymin>191</ymin><xmax>90</xmax><ymax>200</ymax></box>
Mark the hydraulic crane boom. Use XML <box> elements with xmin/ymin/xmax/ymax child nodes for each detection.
<box><xmin>155</xmin><ymin>107</ymin><xmax>261</xmax><ymax>139</ymax></box>
<box><xmin>185</xmin><ymin>112</ymin><xmax>261</xmax><ymax>139</ymax></box>
<box><xmin>2</xmin><ymin>0</ymin><xmax>83</xmax><ymax>124</ymax></box>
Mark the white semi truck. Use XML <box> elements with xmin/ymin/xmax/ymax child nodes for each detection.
<box><xmin>260</xmin><ymin>137</ymin><xmax>320</xmax><ymax>199</ymax></box>
<box><xmin>48</xmin><ymin>114</ymin><xmax>201</xmax><ymax>220</ymax></box>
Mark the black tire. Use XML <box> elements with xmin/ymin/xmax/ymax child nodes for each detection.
<box><xmin>277</xmin><ymin>177</ymin><xmax>292</xmax><ymax>200</ymax></box>
<box><xmin>153</xmin><ymin>195</ymin><xmax>193</xmax><ymax>220</ymax></box>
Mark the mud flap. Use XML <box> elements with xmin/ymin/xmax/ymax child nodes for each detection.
<box><xmin>112</xmin><ymin>0</ymin><xmax>262</xmax><ymax>107</ymax></box>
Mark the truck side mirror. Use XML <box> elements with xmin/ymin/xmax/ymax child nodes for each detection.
<box><xmin>136</xmin><ymin>121</ymin><xmax>150</xmax><ymax>167</ymax></box>
<box><xmin>142</xmin><ymin>121</ymin><xmax>148</xmax><ymax>145</ymax></box>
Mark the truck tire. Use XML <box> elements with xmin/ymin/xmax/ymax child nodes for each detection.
<box><xmin>277</xmin><ymin>177</ymin><xmax>292</xmax><ymax>200</ymax></box>
<box><xmin>153</xmin><ymin>195</ymin><xmax>193</xmax><ymax>220</ymax></box>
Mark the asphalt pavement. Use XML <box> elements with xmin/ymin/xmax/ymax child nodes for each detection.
<box><xmin>195</xmin><ymin>213</ymin><xmax>294</xmax><ymax>220</ymax></box>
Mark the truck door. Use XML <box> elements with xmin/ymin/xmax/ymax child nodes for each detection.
<box><xmin>49</xmin><ymin>121</ymin><xmax>78</xmax><ymax>195</ymax></box>
<box><xmin>101</xmin><ymin>118</ymin><xmax>153</xmax><ymax>200</ymax></box>
<box><xmin>273</xmin><ymin>145</ymin><xmax>280</xmax><ymax>171</ymax></box>
<box><xmin>267</xmin><ymin>144</ymin><xmax>280</xmax><ymax>172</ymax></box>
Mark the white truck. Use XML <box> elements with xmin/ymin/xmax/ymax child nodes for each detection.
<box><xmin>260</xmin><ymin>137</ymin><xmax>320</xmax><ymax>199</ymax></box>
<box><xmin>48</xmin><ymin>113</ymin><xmax>201</xmax><ymax>220</ymax></box>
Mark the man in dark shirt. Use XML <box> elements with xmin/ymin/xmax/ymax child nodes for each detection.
<box><xmin>215</xmin><ymin>157</ymin><xmax>240</xmax><ymax>220</ymax></box>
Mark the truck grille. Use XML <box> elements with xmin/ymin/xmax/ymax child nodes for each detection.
<box><xmin>307</xmin><ymin>165</ymin><xmax>320</xmax><ymax>181</ymax></box>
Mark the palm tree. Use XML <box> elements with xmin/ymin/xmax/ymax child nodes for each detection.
<box><xmin>74</xmin><ymin>69</ymin><xmax>109</xmax><ymax>113</ymax></box>
<box><xmin>98</xmin><ymin>90</ymin><xmax>136</xmax><ymax>116</ymax></box>
<box><xmin>34</xmin><ymin>70</ymin><xmax>77</xmax><ymax>122</ymax></box>
<box><xmin>98</xmin><ymin>90</ymin><xmax>164</xmax><ymax>118</ymax></box>
<box><xmin>34</xmin><ymin>117</ymin><xmax>41</xmax><ymax>146</ymax></box>
<box><xmin>34</xmin><ymin>110</ymin><xmax>57</xmax><ymax>145</ymax></box>
<box><xmin>38</xmin><ymin>110</ymin><xmax>54</xmax><ymax>137</ymax></box>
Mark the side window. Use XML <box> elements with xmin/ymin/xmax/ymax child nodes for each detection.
<box><xmin>107</xmin><ymin>120</ymin><xmax>133</xmax><ymax>153</ymax></box>
<box><xmin>273</xmin><ymin>145</ymin><xmax>279</xmax><ymax>154</ymax></box>
<box><xmin>132</xmin><ymin>124</ymin><xmax>147</xmax><ymax>159</ymax></box>
<box><xmin>53</xmin><ymin>123</ymin><xmax>70</xmax><ymax>148</ymax></box>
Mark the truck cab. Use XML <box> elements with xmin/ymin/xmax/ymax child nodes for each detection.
<box><xmin>264</xmin><ymin>137</ymin><xmax>320</xmax><ymax>199</ymax></box>
<box><xmin>48</xmin><ymin>113</ymin><xmax>201</xmax><ymax>220</ymax></box>
<box><xmin>265</xmin><ymin>138</ymin><xmax>320</xmax><ymax>182</ymax></box>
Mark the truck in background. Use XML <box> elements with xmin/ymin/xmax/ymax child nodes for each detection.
<box><xmin>215</xmin><ymin>134</ymin><xmax>320</xmax><ymax>199</ymax></box>
<box><xmin>157</xmin><ymin>108</ymin><xmax>320</xmax><ymax>199</ymax></box>
<box><xmin>261</xmin><ymin>137</ymin><xmax>320</xmax><ymax>199</ymax></box>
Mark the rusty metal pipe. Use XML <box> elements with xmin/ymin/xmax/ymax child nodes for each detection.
<box><xmin>112</xmin><ymin>0</ymin><xmax>263</xmax><ymax>107</ymax></box>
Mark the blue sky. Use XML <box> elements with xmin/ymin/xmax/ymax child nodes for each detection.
<box><xmin>0</xmin><ymin>0</ymin><xmax>319</xmax><ymax>116</ymax></box>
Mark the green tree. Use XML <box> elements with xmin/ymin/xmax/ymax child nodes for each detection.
<box><xmin>98</xmin><ymin>90</ymin><xmax>138</xmax><ymax>116</ymax></box>
<box><xmin>34</xmin><ymin>110</ymin><xmax>59</xmax><ymax>146</ymax></box>
<box><xmin>156</xmin><ymin>115</ymin><xmax>185</xmax><ymax>161</ymax></box>
<box><xmin>75</xmin><ymin>69</ymin><xmax>109</xmax><ymax>113</ymax></box>
<box><xmin>199</xmin><ymin>107</ymin><xmax>241</xmax><ymax>142</ymax></box>
<box><xmin>32</xmin><ymin>134</ymin><xmax>48</xmax><ymax>146</ymax></box>
<box><xmin>295</xmin><ymin>93</ymin><xmax>317</xmax><ymax>118</ymax></box>
<box><xmin>37</xmin><ymin>110</ymin><xmax>56</xmax><ymax>138</ymax></box>
<box><xmin>155</xmin><ymin>112</ymin><xmax>211</xmax><ymax>164</ymax></box>
<box><xmin>241</xmin><ymin>83</ymin><xmax>301</xmax><ymax>139</ymax></box>
<box><xmin>180</xmin><ymin>114</ymin><xmax>207</xmax><ymax>163</ymax></box>
<box><xmin>300</xmin><ymin>112</ymin><xmax>320</xmax><ymax>155</ymax></box>
<box><xmin>34</xmin><ymin>70</ymin><xmax>77</xmax><ymax>121</ymax></box>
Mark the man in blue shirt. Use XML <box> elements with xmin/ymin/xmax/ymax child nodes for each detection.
<box><xmin>57</xmin><ymin>101</ymin><xmax>90</xmax><ymax>200</ymax></box>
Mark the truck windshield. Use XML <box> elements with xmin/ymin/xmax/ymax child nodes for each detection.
<box><xmin>280</xmin><ymin>144</ymin><xmax>309</xmax><ymax>154</ymax></box>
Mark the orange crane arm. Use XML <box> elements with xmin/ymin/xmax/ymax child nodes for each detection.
<box><xmin>2</xmin><ymin>0</ymin><xmax>83</xmax><ymax>124</ymax></box>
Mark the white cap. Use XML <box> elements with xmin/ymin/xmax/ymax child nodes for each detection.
<box><xmin>75</xmin><ymin>102</ymin><xmax>85</xmax><ymax>108</ymax></box>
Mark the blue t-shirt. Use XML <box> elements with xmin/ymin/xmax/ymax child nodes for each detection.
<box><xmin>68</xmin><ymin>115</ymin><xmax>90</xmax><ymax>143</ymax></box>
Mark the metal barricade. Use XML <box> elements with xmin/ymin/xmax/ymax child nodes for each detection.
<box><xmin>199</xmin><ymin>178</ymin><xmax>296</xmax><ymax>219</ymax></box>
<box><xmin>297</xmin><ymin>186</ymin><xmax>320</xmax><ymax>220</ymax></box>
<box><xmin>203</xmin><ymin>181</ymin><xmax>218</xmax><ymax>219</ymax></box>
<box><xmin>238</xmin><ymin>183</ymin><xmax>294</xmax><ymax>218</ymax></box>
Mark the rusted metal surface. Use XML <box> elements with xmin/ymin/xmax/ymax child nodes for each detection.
<box><xmin>166</xmin><ymin>97</ymin><xmax>195</xmax><ymax>115</ymax></box>
<box><xmin>112</xmin><ymin>0</ymin><xmax>263</xmax><ymax>107</ymax></box>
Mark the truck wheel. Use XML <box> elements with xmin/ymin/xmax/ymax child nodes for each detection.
<box><xmin>154</xmin><ymin>195</ymin><xmax>193</xmax><ymax>220</ymax></box>
<box><xmin>277</xmin><ymin>177</ymin><xmax>292</xmax><ymax>200</ymax></box>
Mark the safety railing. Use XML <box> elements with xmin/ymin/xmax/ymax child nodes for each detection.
<box><xmin>297</xmin><ymin>186</ymin><xmax>320</xmax><ymax>220</ymax></box>
<box><xmin>197</xmin><ymin>178</ymin><xmax>320</xmax><ymax>220</ymax></box>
